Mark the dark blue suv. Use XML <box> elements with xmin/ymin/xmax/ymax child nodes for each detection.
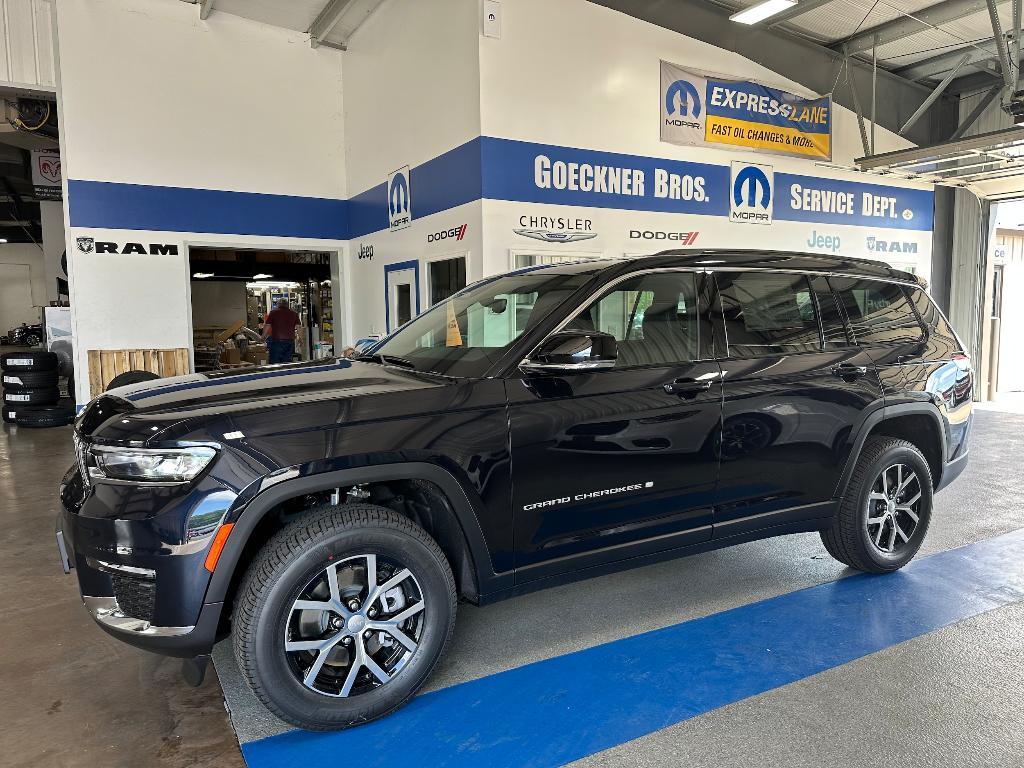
<box><xmin>57</xmin><ymin>251</ymin><xmax>973</xmax><ymax>730</ymax></box>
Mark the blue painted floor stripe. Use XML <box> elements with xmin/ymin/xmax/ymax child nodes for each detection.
<box><xmin>242</xmin><ymin>529</ymin><xmax>1024</xmax><ymax>768</ymax></box>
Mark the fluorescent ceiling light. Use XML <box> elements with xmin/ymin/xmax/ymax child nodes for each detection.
<box><xmin>729</xmin><ymin>0</ymin><xmax>796</xmax><ymax>25</ymax></box>
<box><xmin>193</xmin><ymin>272</ymin><xmax>214</xmax><ymax>278</ymax></box>
<box><xmin>252</xmin><ymin>273</ymin><xmax>274</xmax><ymax>279</ymax></box>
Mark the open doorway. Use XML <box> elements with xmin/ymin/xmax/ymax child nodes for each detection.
<box><xmin>188</xmin><ymin>247</ymin><xmax>338</xmax><ymax>371</ymax></box>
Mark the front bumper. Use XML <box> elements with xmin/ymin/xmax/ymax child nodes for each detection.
<box><xmin>56</xmin><ymin>463</ymin><xmax>234</xmax><ymax>658</ymax></box>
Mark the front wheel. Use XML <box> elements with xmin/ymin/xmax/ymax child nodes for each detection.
<box><xmin>821</xmin><ymin>436</ymin><xmax>933</xmax><ymax>573</ymax></box>
<box><xmin>233</xmin><ymin>503</ymin><xmax>456</xmax><ymax>731</ymax></box>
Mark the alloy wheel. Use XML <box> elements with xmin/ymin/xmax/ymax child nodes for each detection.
<box><xmin>283</xmin><ymin>553</ymin><xmax>425</xmax><ymax>698</ymax></box>
<box><xmin>866</xmin><ymin>463</ymin><xmax>923</xmax><ymax>554</ymax></box>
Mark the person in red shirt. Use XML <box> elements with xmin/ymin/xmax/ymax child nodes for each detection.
<box><xmin>263</xmin><ymin>299</ymin><xmax>301</xmax><ymax>364</ymax></box>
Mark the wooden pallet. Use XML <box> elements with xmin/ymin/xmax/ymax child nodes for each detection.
<box><xmin>86</xmin><ymin>348</ymin><xmax>190</xmax><ymax>398</ymax></box>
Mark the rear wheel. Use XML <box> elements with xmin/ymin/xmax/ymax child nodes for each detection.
<box><xmin>821</xmin><ymin>436</ymin><xmax>933</xmax><ymax>573</ymax></box>
<box><xmin>233</xmin><ymin>503</ymin><xmax>456</xmax><ymax>731</ymax></box>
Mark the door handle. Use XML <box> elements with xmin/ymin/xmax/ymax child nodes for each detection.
<box><xmin>663</xmin><ymin>378</ymin><xmax>713</xmax><ymax>398</ymax></box>
<box><xmin>831</xmin><ymin>363</ymin><xmax>869</xmax><ymax>381</ymax></box>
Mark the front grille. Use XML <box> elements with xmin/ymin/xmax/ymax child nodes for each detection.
<box><xmin>111</xmin><ymin>575</ymin><xmax>156</xmax><ymax>623</ymax></box>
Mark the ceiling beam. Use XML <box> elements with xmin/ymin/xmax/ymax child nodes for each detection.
<box><xmin>901</xmin><ymin>53</ymin><xmax>972</xmax><ymax>133</ymax></box>
<box><xmin>836</xmin><ymin>0</ymin><xmax>1010</xmax><ymax>56</ymax></box>
<box><xmin>897</xmin><ymin>47</ymin><xmax>996</xmax><ymax>81</ymax></box>
<box><xmin>308</xmin><ymin>0</ymin><xmax>355</xmax><ymax>48</ymax></box>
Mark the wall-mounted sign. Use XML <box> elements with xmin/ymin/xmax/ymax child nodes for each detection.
<box><xmin>75</xmin><ymin>236</ymin><xmax>178</xmax><ymax>255</ymax></box>
<box><xmin>661</xmin><ymin>60</ymin><xmax>832</xmax><ymax>161</ymax></box>
<box><xmin>514</xmin><ymin>213</ymin><xmax>596</xmax><ymax>243</ymax></box>
<box><xmin>388</xmin><ymin>166</ymin><xmax>412</xmax><ymax>231</ymax></box>
<box><xmin>31</xmin><ymin>149</ymin><xmax>61</xmax><ymax>200</ymax></box>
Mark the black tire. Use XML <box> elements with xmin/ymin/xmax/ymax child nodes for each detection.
<box><xmin>232</xmin><ymin>503</ymin><xmax>457</xmax><ymax>731</ymax></box>
<box><xmin>2</xmin><ymin>370</ymin><xmax>59</xmax><ymax>390</ymax></box>
<box><xmin>106</xmin><ymin>370</ymin><xmax>160</xmax><ymax>390</ymax></box>
<box><xmin>23</xmin><ymin>333</ymin><xmax>41</xmax><ymax>347</ymax></box>
<box><xmin>2</xmin><ymin>404</ymin><xmax>19</xmax><ymax>423</ymax></box>
<box><xmin>3</xmin><ymin>387</ymin><xmax>60</xmax><ymax>406</ymax></box>
<box><xmin>1</xmin><ymin>351</ymin><xmax>58</xmax><ymax>371</ymax></box>
<box><xmin>821</xmin><ymin>436</ymin><xmax>933</xmax><ymax>573</ymax></box>
<box><xmin>10</xmin><ymin>404</ymin><xmax>75</xmax><ymax>428</ymax></box>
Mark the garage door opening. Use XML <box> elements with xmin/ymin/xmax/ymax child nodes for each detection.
<box><xmin>187</xmin><ymin>247</ymin><xmax>339</xmax><ymax>372</ymax></box>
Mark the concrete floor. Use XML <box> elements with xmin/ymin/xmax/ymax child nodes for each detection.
<box><xmin>0</xmin><ymin>419</ymin><xmax>244</xmax><ymax>768</ymax></box>
<box><xmin>2</xmin><ymin>405</ymin><xmax>1023</xmax><ymax>767</ymax></box>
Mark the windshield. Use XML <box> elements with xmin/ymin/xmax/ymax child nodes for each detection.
<box><xmin>369</xmin><ymin>270</ymin><xmax>593</xmax><ymax>377</ymax></box>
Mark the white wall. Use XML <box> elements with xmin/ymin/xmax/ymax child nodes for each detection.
<box><xmin>0</xmin><ymin>242</ymin><xmax>46</xmax><ymax>310</ymax></box>
<box><xmin>342</xmin><ymin>0</ymin><xmax>479</xmax><ymax>196</ymax></box>
<box><xmin>57</xmin><ymin>0</ymin><xmax>344</xmax><ymax>197</ymax></box>
<box><xmin>55</xmin><ymin>0</ymin><xmax>348</xmax><ymax>404</ymax></box>
<box><xmin>341</xmin><ymin>0</ymin><xmax>482</xmax><ymax>339</ymax></box>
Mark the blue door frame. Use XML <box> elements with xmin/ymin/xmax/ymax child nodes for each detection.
<box><xmin>384</xmin><ymin>259</ymin><xmax>421</xmax><ymax>333</ymax></box>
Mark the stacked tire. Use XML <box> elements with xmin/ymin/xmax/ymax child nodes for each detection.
<box><xmin>2</xmin><ymin>352</ymin><xmax>74</xmax><ymax>428</ymax></box>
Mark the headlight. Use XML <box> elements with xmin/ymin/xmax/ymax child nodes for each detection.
<box><xmin>89</xmin><ymin>446</ymin><xmax>217</xmax><ymax>483</ymax></box>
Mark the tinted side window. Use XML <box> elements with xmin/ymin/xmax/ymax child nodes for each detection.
<box><xmin>907</xmin><ymin>287</ymin><xmax>962</xmax><ymax>356</ymax></box>
<box><xmin>830</xmin><ymin>278</ymin><xmax>924</xmax><ymax>345</ymax></box>
<box><xmin>715</xmin><ymin>272</ymin><xmax>822</xmax><ymax>357</ymax></box>
<box><xmin>580</xmin><ymin>271</ymin><xmax>705</xmax><ymax>367</ymax></box>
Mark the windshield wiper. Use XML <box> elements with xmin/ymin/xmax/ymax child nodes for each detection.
<box><xmin>353</xmin><ymin>353</ymin><xmax>417</xmax><ymax>370</ymax></box>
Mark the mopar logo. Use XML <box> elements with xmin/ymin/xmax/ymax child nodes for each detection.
<box><xmin>665</xmin><ymin>80</ymin><xmax>701</xmax><ymax>118</ymax></box>
<box><xmin>387</xmin><ymin>166</ymin><xmax>411</xmax><ymax>231</ymax></box>
<box><xmin>730</xmin><ymin>162</ymin><xmax>773</xmax><ymax>225</ymax></box>
<box><xmin>629</xmin><ymin>230</ymin><xmax>699</xmax><ymax>245</ymax></box>
<box><xmin>867</xmin><ymin>236</ymin><xmax>917</xmax><ymax>254</ymax></box>
<box><xmin>428</xmin><ymin>224</ymin><xmax>467</xmax><ymax>244</ymax></box>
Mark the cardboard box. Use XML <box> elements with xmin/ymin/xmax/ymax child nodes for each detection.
<box><xmin>221</xmin><ymin>347</ymin><xmax>241</xmax><ymax>365</ymax></box>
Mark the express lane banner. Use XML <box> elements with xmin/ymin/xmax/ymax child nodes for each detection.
<box><xmin>660</xmin><ymin>61</ymin><xmax>832</xmax><ymax>161</ymax></box>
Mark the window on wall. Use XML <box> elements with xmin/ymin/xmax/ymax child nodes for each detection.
<box><xmin>429</xmin><ymin>257</ymin><xmax>467</xmax><ymax>306</ymax></box>
<box><xmin>829</xmin><ymin>277</ymin><xmax>924</xmax><ymax>345</ymax></box>
<box><xmin>715</xmin><ymin>272</ymin><xmax>822</xmax><ymax>357</ymax></box>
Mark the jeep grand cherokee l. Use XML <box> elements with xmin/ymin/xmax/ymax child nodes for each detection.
<box><xmin>57</xmin><ymin>251</ymin><xmax>972</xmax><ymax>730</ymax></box>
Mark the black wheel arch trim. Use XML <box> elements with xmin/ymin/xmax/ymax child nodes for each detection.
<box><xmin>834</xmin><ymin>402</ymin><xmax>949</xmax><ymax>500</ymax></box>
<box><xmin>203</xmin><ymin>461</ymin><xmax>510</xmax><ymax>606</ymax></box>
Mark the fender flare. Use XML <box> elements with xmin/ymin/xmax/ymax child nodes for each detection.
<box><xmin>204</xmin><ymin>462</ymin><xmax>509</xmax><ymax>605</ymax></box>
<box><xmin>834</xmin><ymin>402</ymin><xmax>949</xmax><ymax>500</ymax></box>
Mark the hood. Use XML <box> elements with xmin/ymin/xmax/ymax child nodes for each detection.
<box><xmin>79</xmin><ymin>358</ymin><xmax>451</xmax><ymax>440</ymax></box>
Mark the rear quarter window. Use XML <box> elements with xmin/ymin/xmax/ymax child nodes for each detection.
<box><xmin>906</xmin><ymin>286</ymin><xmax>963</xmax><ymax>358</ymax></box>
<box><xmin>829</xmin><ymin>277</ymin><xmax>924</xmax><ymax>346</ymax></box>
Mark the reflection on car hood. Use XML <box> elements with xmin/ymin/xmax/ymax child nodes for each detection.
<box><xmin>92</xmin><ymin>358</ymin><xmax>448</xmax><ymax>422</ymax></box>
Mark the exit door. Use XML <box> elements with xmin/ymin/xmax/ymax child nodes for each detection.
<box><xmin>385</xmin><ymin>260</ymin><xmax>420</xmax><ymax>333</ymax></box>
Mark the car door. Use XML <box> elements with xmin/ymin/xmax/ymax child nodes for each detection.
<box><xmin>507</xmin><ymin>269</ymin><xmax>723</xmax><ymax>583</ymax></box>
<box><xmin>711</xmin><ymin>271</ymin><xmax>884</xmax><ymax>537</ymax></box>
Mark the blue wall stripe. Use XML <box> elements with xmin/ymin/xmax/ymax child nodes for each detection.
<box><xmin>242</xmin><ymin>528</ymin><xmax>1024</xmax><ymax>768</ymax></box>
<box><xmin>346</xmin><ymin>139</ymin><xmax>483</xmax><ymax>239</ymax></box>
<box><xmin>66</xmin><ymin>138</ymin><xmax>933</xmax><ymax>239</ymax></box>
<box><xmin>67</xmin><ymin>180</ymin><xmax>349</xmax><ymax>240</ymax></box>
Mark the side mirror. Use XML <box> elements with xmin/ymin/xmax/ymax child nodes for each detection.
<box><xmin>521</xmin><ymin>329</ymin><xmax>617</xmax><ymax>373</ymax></box>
